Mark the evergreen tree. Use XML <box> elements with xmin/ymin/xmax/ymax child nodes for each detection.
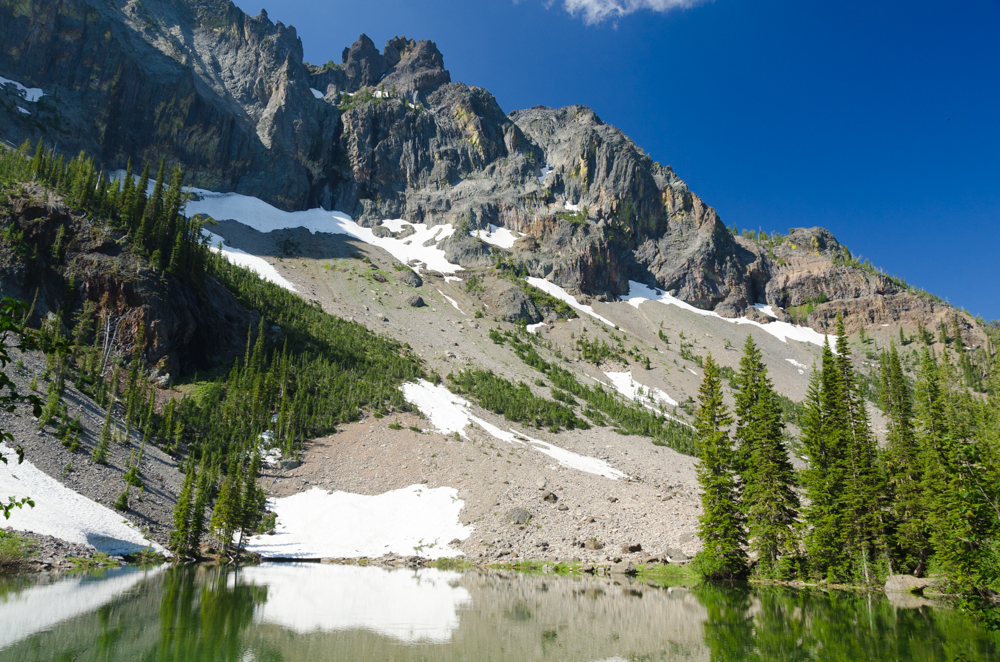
<box><xmin>880</xmin><ymin>342</ymin><xmax>930</xmax><ymax>574</ymax></box>
<box><xmin>92</xmin><ymin>403</ymin><xmax>113</xmax><ymax>465</ymax></box>
<box><xmin>692</xmin><ymin>353</ymin><xmax>748</xmax><ymax>580</ymax></box>
<box><xmin>211</xmin><ymin>458</ymin><xmax>243</xmax><ymax>556</ymax></box>
<box><xmin>188</xmin><ymin>469</ymin><xmax>212</xmax><ymax>557</ymax></box>
<box><xmin>733</xmin><ymin>335</ymin><xmax>800</xmax><ymax>578</ymax></box>
<box><xmin>835</xmin><ymin>315</ymin><xmax>887</xmax><ymax>584</ymax></box>
<box><xmin>170</xmin><ymin>462</ymin><xmax>195</xmax><ymax>555</ymax></box>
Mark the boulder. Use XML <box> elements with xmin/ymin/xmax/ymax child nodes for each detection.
<box><xmin>541</xmin><ymin>491</ymin><xmax>558</xmax><ymax>503</ymax></box>
<box><xmin>399</xmin><ymin>271</ymin><xmax>423</xmax><ymax>288</ymax></box>
<box><xmin>621</xmin><ymin>543</ymin><xmax>642</xmax><ymax>553</ymax></box>
<box><xmin>885</xmin><ymin>575</ymin><xmax>931</xmax><ymax>595</ymax></box>
<box><xmin>583</xmin><ymin>539</ymin><xmax>604</xmax><ymax>551</ymax></box>
<box><xmin>407</xmin><ymin>295</ymin><xmax>426</xmax><ymax>308</ymax></box>
<box><xmin>507</xmin><ymin>508</ymin><xmax>532</xmax><ymax>525</ymax></box>
<box><xmin>611</xmin><ymin>561</ymin><xmax>637</xmax><ymax>575</ymax></box>
<box><xmin>664</xmin><ymin>548</ymin><xmax>690</xmax><ymax>562</ymax></box>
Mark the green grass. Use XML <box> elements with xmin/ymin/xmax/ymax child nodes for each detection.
<box><xmin>0</xmin><ymin>532</ymin><xmax>36</xmax><ymax>569</ymax></box>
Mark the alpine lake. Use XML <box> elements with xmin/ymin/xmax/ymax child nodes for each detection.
<box><xmin>0</xmin><ymin>562</ymin><xmax>996</xmax><ymax>661</ymax></box>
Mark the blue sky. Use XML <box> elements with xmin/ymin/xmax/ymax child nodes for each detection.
<box><xmin>237</xmin><ymin>0</ymin><xmax>1000</xmax><ymax>319</ymax></box>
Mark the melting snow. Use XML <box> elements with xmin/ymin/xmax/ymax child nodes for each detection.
<box><xmin>0</xmin><ymin>444</ymin><xmax>167</xmax><ymax>555</ymax></box>
<box><xmin>204</xmin><ymin>230</ymin><xmax>296</xmax><ymax>292</ymax></box>
<box><xmin>470</xmin><ymin>223</ymin><xmax>518</xmax><ymax>249</ymax></box>
<box><xmin>182</xmin><ymin>189</ymin><xmax>463</xmax><ymax>275</ymax></box>
<box><xmin>244</xmin><ymin>485</ymin><xmax>472</xmax><ymax>560</ymax></box>
<box><xmin>0</xmin><ymin>75</ymin><xmax>45</xmax><ymax>102</ymax></box>
<box><xmin>604</xmin><ymin>371</ymin><xmax>678</xmax><ymax>407</ymax></box>
<box><xmin>538</xmin><ymin>165</ymin><xmax>553</xmax><ymax>183</ymax></box>
<box><xmin>16</xmin><ymin>106</ymin><xmax>29</xmax><ymax>115</ymax></box>
<box><xmin>625</xmin><ymin>281</ymin><xmax>828</xmax><ymax>348</ymax></box>
<box><xmin>242</xmin><ymin>563</ymin><xmax>471</xmax><ymax>643</ymax></box>
<box><xmin>310</xmin><ymin>87</ymin><xmax>324</xmax><ymax>99</ymax></box>
<box><xmin>525</xmin><ymin>277</ymin><xmax>615</xmax><ymax>327</ymax></box>
<box><xmin>438</xmin><ymin>289</ymin><xmax>465</xmax><ymax>314</ymax></box>
<box><xmin>564</xmin><ymin>202</ymin><xmax>582</xmax><ymax>212</ymax></box>
<box><xmin>0</xmin><ymin>565</ymin><xmax>165</xmax><ymax>650</ymax></box>
<box><xmin>526</xmin><ymin>322</ymin><xmax>547</xmax><ymax>334</ymax></box>
<box><xmin>402</xmin><ymin>381</ymin><xmax>626</xmax><ymax>480</ymax></box>
<box><xmin>752</xmin><ymin>303</ymin><xmax>777</xmax><ymax>318</ymax></box>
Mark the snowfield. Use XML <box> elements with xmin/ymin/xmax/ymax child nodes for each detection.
<box><xmin>0</xmin><ymin>444</ymin><xmax>167</xmax><ymax>555</ymax></box>
<box><xmin>525</xmin><ymin>277</ymin><xmax>615</xmax><ymax>327</ymax></box>
<box><xmin>0</xmin><ymin>75</ymin><xmax>45</xmax><ymax>102</ymax></box>
<box><xmin>243</xmin><ymin>485</ymin><xmax>472</xmax><ymax>560</ymax></box>
<box><xmin>625</xmin><ymin>281</ymin><xmax>829</xmax><ymax>348</ymax></box>
<box><xmin>401</xmin><ymin>380</ymin><xmax>627</xmax><ymax>480</ymax></box>
<box><xmin>470</xmin><ymin>223</ymin><xmax>519</xmax><ymax>249</ymax></box>
<box><xmin>204</xmin><ymin>230</ymin><xmax>296</xmax><ymax>291</ymax></box>
<box><xmin>604</xmin><ymin>371</ymin><xmax>679</xmax><ymax>407</ymax></box>
<box><xmin>241</xmin><ymin>563</ymin><xmax>471</xmax><ymax>643</ymax></box>
<box><xmin>185</xmin><ymin>189</ymin><xmax>463</xmax><ymax>275</ymax></box>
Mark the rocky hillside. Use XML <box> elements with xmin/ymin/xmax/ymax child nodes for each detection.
<box><xmin>1</xmin><ymin>0</ymin><xmax>985</xmax><ymax>338</ymax></box>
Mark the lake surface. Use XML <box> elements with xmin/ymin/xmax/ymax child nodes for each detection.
<box><xmin>0</xmin><ymin>563</ymin><xmax>996</xmax><ymax>661</ymax></box>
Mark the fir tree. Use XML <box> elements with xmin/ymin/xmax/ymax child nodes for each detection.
<box><xmin>732</xmin><ymin>335</ymin><xmax>800</xmax><ymax>578</ymax></box>
<box><xmin>170</xmin><ymin>463</ymin><xmax>195</xmax><ymax>554</ymax></box>
<box><xmin>880</xmin><ymin>342</ymin><xmax>930</xmax><ymax>574</ymax></box>
<box><xmin>692</xmin><ymin>353</ymin><xmax>748</xmax><ymax>580</ymax></box>
<box><xmin>188</xmin><ymin>469</ymin><xmax>212</xmax><ymax>557</ymax></box>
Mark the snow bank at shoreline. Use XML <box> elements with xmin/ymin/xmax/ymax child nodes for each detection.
<box><xmin>244</xmin><ymin>485</ymin><xmax>472</xmax><ymax>560</ymax></box>
<box><xmin>0</xmin><ymin>445</ymin><xmax>167</xmax><ymax>555</ymax></box>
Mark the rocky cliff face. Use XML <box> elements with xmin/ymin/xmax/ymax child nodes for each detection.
<box><xmin>0</xmin><ymin>0</ymin><xmax>976</xmax><ymax>335</ymax></box>
<box><xmin>0</xmin><ymin>184</ymin><xmax>255</xmax><ymax>378</ymax></box>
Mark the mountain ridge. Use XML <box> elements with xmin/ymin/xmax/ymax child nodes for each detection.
<box><xmin>0</xmin><ymin>0</ymin><xmax>987</xmax><ymax>336</ymax></box>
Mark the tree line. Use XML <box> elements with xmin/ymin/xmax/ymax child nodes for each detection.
<box><xmin>693</xmin><ymin>317</ymin><xmax>999</xmax><ymax>607</ymax></box>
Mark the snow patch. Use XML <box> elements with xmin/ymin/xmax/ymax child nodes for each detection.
<box><xmin>625</xmin><ymin>281</ymin><xmax>829</xmax><ymax>348</ymax></box>
<box><xmin>786</xmin><ymin>358</ymin><xmax>808</xmax><ymax>370</ymax></box>
<box><xmin>0</xmin><ymin>444</ymin><xmax>167</xmax><ymax>555</ymax></box>
<box><xmin>402</xmin><ymin>381</ymin><xmax>626</xmax><ymax>480</ymax></box>
<box><xmin>752</xmin><ymin>303</ymin><xmax>777</xmax><ymax>318</ymax></box>
<box><xmin>243</xmin><ymin>485</ymin><xmax>472</xmax><ymax>560</ymax></box>
<box><xmin>204</xmin><ymin>231</ymin><xmax>297</xmax><ymax>292</ymax></box>
<box><xmin>242</xmin><ymin>563</ymin><xmax>471</xmax><ymax>643</ymax></box>
<box><xmin>0</xmin><ymin>565</ymin><xmax>165</xmax><ymax>650</ymax></box>
<box><xmin>443</xmin><ymin>276</ymin><xmax>463</xmax><ymax>283</ymax></box>
<box><xmin>526</xmin><ymin>322</ymin><xmax>547</xmax><ymax>334</ymax></box>
<box><xmin>687</xmin><ymin>368</ymin><xmax>699</xmax><ymax>376</ymax></box>
<box><xmin>310</xmin><ymin>87</ymin><xmax>324</xmax><ymax>99</ymax></box>
<box><xmin>181</xmin><ymin>188</ymin><xmax>463</xmax><ymax>275</ymax></box>
<box><xmin>470</xmin><ymin>224</ymin><xmax>518</xmax><ymax>249</ymax></box>
<box><xmin>16</xmin><ymin>106</ymin><xmax>29</xmax><ymax>115</ymax></box>
<box><xmin>0</xmin><ymin>75</ymin><xmax>45</xmax><ymax>102</ymax></box>
<box><xmin>564</xmin><ymin>202</ymin><xmax>581</xmax><ymax>212</ymax></box>
<box><xmin>438</xmin><ymin>289</ymin><xmax>465</xmax><ymax>314</ymax></box>
<box><xmin>525</xmin><ymin>277</ymin><xmax>615</xmax><ymax>327</ymax></box>
<box><xmin>604</xmin><ymin>371</ymin><xmax>678</xmax><ymax>407</ymax></box>
<box><xmin>538</xmin><ymin>165</ymin><xmax>553</xmax><ymax>183</ymax></box>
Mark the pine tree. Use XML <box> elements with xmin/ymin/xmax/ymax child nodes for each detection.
<box><xmin>692</xmin><ymin>353</ymin><xmax>748</xmax><ymax>580</ymax></box>
<box><xmin>880</xmin><ymin>342</ymin><xmax>930</xmax><ymax>574</ymax></box>
<box><xmin>834</xmin><ymin>316</ymin><xmax>889</xmax><ymax>583</ymax></box>
<box><xmin>188</xmin><ymin>469</ymin><xmax>212</xmax><ymax>557</ymax></box>
<box><xmin>211</xmin><ymin>459</ymin><xmax>243</xmax><ymax>556</ymax></box>
<box><xmin>170</xmin><ymin>463</ymin><xmax>195</xmax><ymax>554</ymax></box>
<box><xmin>92</xmin><ymin>403</ymin><xmax>113</xmax><ymax>465</ymax></box>
<box><xmin>733</xmin><ymin>335</ymin><xmax>800</xmax><ymax>578</ymax></box>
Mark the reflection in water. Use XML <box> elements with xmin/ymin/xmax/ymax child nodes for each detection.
<box><xmin>0</xmin><ymin>564</ymin><xmax>996</xmax><ymax>662</ymax></box>
<box><xmin>0</xmin><ymin>565</ymin><xmax>163</xmax><ymax>650</ymax></box>
<box><xmin>242</xmin><ymin>563</ymin><xmax>471</xmax><ymax>643</ymax></box>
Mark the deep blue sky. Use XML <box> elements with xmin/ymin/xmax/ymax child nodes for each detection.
<box><xmin>237</xmin><ymin>0</ymin><xmax>1000</xmax><ymax>319</ymax></box>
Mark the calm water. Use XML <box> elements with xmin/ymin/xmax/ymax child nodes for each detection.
<box><xmin>0</xmin><ymin>563</ymin><xmax>995</xmax><ymax>661</ymax></box>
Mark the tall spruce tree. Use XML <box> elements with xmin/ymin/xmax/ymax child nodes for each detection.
<box><xmin>692</xmin><ymin>353</ymin><xmax>748</xmax><ymax>580</ymax></box>
<box><xmin>834</xmin><ymin>316</ymin><xmax>889</xmax><ymax>583</ymax></box>
<box><xmin>880</xmin><ymin>341</ymin><xmax>930</xmax><ymax>574</ymax></box>
<box><xmin>170</xmin><ymin>463</ymin><xmax>195</xmax><ymax>555</ymax></box>
<box><xmin>733</xmin><ymin>335</ymin><xmax>800</xmax><ymax>578</ymax></box>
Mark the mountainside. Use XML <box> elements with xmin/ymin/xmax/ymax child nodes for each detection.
<box><xmin>0</xmin><ymin>0</ymin><xmax>982</xmax><ymax>335</ymax></box>
<box><xmin>0</xmin><ymin>0</ymin><xmax>996</xmax><ymax>575</ymax></box>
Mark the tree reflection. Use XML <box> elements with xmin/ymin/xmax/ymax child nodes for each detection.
<box><xmin>695</xmin><ymin>583</ymin><xmax>1000</xmax><ymax>661</ymax></box>
<box><xmin>150</xmin><ymin>566</ymin><xmax>268</xmax><ymax>662</ymax></box>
